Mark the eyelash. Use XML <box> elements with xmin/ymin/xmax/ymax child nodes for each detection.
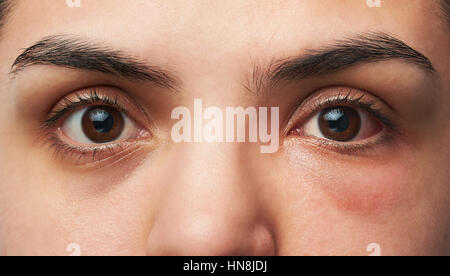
<box><xmin>312</xmin><ymin>93</ymin><xmax>396</xmax><ymax>129</ymax></box>
<box><xmin>289</xmin><ymin>90</ymin><xmax>399</xmax><ymax>156</ymax></box>
<box><xmin>41</xmin><ymin>88</ymin><xmax>143</xmax><ymax>164</ymax></box>
<box><xmin>306</xmin><ymin>131</ymin><xmax>397</xmax><ymax>156</ymax></box>
<box><xmin>42</xmin><ymin>88</ymin><xmax>127</xmax><ymax>128</ymax></box>
<box><xmin>41</xmin><ymin>87</ymin><xmax>398</xmax><ymax>162</ymax></box>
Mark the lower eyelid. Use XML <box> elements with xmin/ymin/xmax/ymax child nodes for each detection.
<box><xmin>45</xmin><ymin>131</ymin><xmax>147</xmax><ymax>166</ymax></box>
<box><xmin>37</xmin><ymin>86</ymin><xmax>158</xmax><ymax>162</ymax></box>
<box><xmin>43</xmin><ymin>102</ymin><xmax>154</xmax><ymax>161</ymax></box>
<box><xmin>289</xmin><ymin>118</ymin><xmax>393</xmax><ymax>156</ymax></box>
<box><xmin>61</xmin><ymin>108</ymin><xmax>142</xmax><ymax>145</ymax></box>
<box><xmin>284</xmin><ymin>88</ymin><xmax>400</xmax><ymax>156</ymax></box>
<box><xmin>294</xmin><ymin>131</ymin><xmax>397</xmax><ymax>157</ymax></box>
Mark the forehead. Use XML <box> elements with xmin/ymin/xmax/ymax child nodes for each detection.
<box><xmin>1</xmin><ymin>0</ymin><xmax>447</xmax><ymax>74</ymax></box>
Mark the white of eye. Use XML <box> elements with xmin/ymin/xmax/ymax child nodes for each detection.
<box><xmin>62</xmin><ymin>107</ymin><xmax>137</xmax><ymax>144</ymax></box>
<box><xmin>303</xmin><ymin>108</ymin><xmax>372</xmax><ymax>141</ymax></box>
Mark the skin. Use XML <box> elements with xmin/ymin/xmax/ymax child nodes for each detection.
<box><xmin>0</xmin><ymin>0</ymin><xmax>449</xmax><ymax>256</ymax></box>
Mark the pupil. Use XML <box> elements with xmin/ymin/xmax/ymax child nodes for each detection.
<box><xmin>323</xmin><ymin>108</ymin><xmax>349</xmax><ymax>133</ymax></box>
<box><xmin>89</xmin><ymin>109</ymin><xmax>114</xmax><ymax>133</ymax></box>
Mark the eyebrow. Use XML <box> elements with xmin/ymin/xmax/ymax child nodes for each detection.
<box><xmin>251</xmin><ymin>32</ymin><xmax>436</xmax><ymax>91</ymax></box>
<box><xmin>10</xmin><ymin>35</ymin><xmax>179</xmax><ymax>90</ymax></box>
<box><xmin>11</xmin><ymin>32</ymin><xmax>435</xmax><ymax>94</ymax></box>
<box><xmin>0</xmin><ymin>0</ymin><xmax>11</xmax><ymax>34</ymax></box>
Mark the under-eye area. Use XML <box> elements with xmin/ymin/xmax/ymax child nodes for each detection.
<box><xmin>0</xmin><ymin>0</ymin><xmax>448</xmax><ymax>257</ymax></box>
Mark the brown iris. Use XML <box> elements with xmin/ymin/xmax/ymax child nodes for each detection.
<box><xmin>81</xmin><ymin>106</ymin><xmax>124</xmax><ymax>143</ymax></box>
<box><xmin>318</xmin><ymin>106</ymin><xmax>361</xmax><ymax>141</ymax></box>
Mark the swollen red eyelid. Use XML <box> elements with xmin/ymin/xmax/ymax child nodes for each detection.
<box><xmin>283</xmin><ymin>141</ymin><xmax>416</xmax><ymax>215</ymax></box>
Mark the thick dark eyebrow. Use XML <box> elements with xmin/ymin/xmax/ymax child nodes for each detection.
<box><xmin>252</xmin><ymin>32</ymin><xmax>436</xmax><ymax>91</ymax></box>
<box><xmin>10</xmin><ymin>35</ymin><xmax>179</xmax><ymax>90</ymax></box>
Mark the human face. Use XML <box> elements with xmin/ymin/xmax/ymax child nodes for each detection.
<box><xmin>0</xmin><ymin>0</ymin><xmax>449</xmax><ymax>256</ymax></box>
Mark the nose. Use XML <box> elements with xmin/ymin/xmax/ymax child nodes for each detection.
<box><xmin>145</xmin><ymin>143</ymin><xmax>275</xmax><ymax>256</ymax></box>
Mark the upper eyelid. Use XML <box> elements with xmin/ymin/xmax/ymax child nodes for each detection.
<box><xmin>283</xmin><ymin>87</ymin><xmax>398</xmax><ymax>135</ymax></box>
<box><xmin>42</xmin><ymin>92</ymin><xmax>128</xmax><ymax>129</ymax></box>
<box><xmin>310</xmin><ymin>96</ymin><xmax>396</xmax><ymax>131</ymax></box>
<box><xmin>41</xmin><ymin>86</ymin><xmax>155</xmax><ymax>130</ymax></box>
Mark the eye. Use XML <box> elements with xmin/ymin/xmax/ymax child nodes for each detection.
<box><xmin>41</xmin><ymin>87</ymin><xmax>153</xmax><ymax>165</ymax></box>
<box><xmin>62</xmin><ymin>105</ymin><xmax>141</xmax><ymax>144</ymax></box>
<box><xmin>303</xmin><ymin>106</ymin><xmax>382</xmax><ymax>142</ymax></box>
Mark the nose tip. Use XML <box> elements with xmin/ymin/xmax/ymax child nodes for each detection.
<box><xmin>146</xmin><ymin>214</ymin><xmax>275</xmax><ymax>256</ymax></box>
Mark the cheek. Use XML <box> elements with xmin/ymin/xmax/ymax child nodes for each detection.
<box><xmin>322</xmin><ymin>161</ymin><xmax>414</xmax><ymax>213</ymax></box>
<box><xmin>283</xmin><ymin>141</ymin><xmax>418</xmax><ymax>214</ymax></box>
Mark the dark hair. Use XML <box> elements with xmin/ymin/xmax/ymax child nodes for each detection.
<box><xmin>0</xmin><ymin>0</ymin><xmax>11</xmax><ymax>31</ymax></box>
<box><xmin>441</xmin><ymin>0</ymin><xmax>450</xmax><ymax>27</ymax></box>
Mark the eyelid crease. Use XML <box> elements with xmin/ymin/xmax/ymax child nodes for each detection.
<box><xmin>37</xmin><ymin>86</ymin><xmax>157</xmax><ymax>166</ymax></box>
<box><xmin>286</xmin><ymin>87</ymin><xmax>400</xmax><ymax>136</ymax></box>
<box><xmin>41</xmin><ymin>86</ymin><xmax>153</xmax><ymax>131</ymax></box>
<box><xmin>309</xmin><ymin>91</ymin><xmax>397</xmax><ymax>132</ymax></box>
<box><xmin>44</xmin><ymin>132</ymin><xmax>147</xmax><ymax>166</ymax></box>
<box><xmin>284</xmin><ymin>87</ymin><xmax>402</xmax><ymax>157</ymax></box>
<box><xmin>42</xmin><ymin>87</ymin><xmax>124</xmax><ymax>128</ymax></box>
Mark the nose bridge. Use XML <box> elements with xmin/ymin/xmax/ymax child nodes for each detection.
<box><xmin>146</xmin><ymin>142</ymin><xmax>275</xmax><ymax>255</ymax></box>
<box><xmin>167</xmin><ymin>143</ymin><xmax>249</xmax><ymax>215</ymax></box>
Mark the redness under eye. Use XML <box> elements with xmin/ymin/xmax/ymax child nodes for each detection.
<box><xmin>284</xmin><ymin>140</ymin><xmax>415</xmax><ymax>214</ymax></box>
